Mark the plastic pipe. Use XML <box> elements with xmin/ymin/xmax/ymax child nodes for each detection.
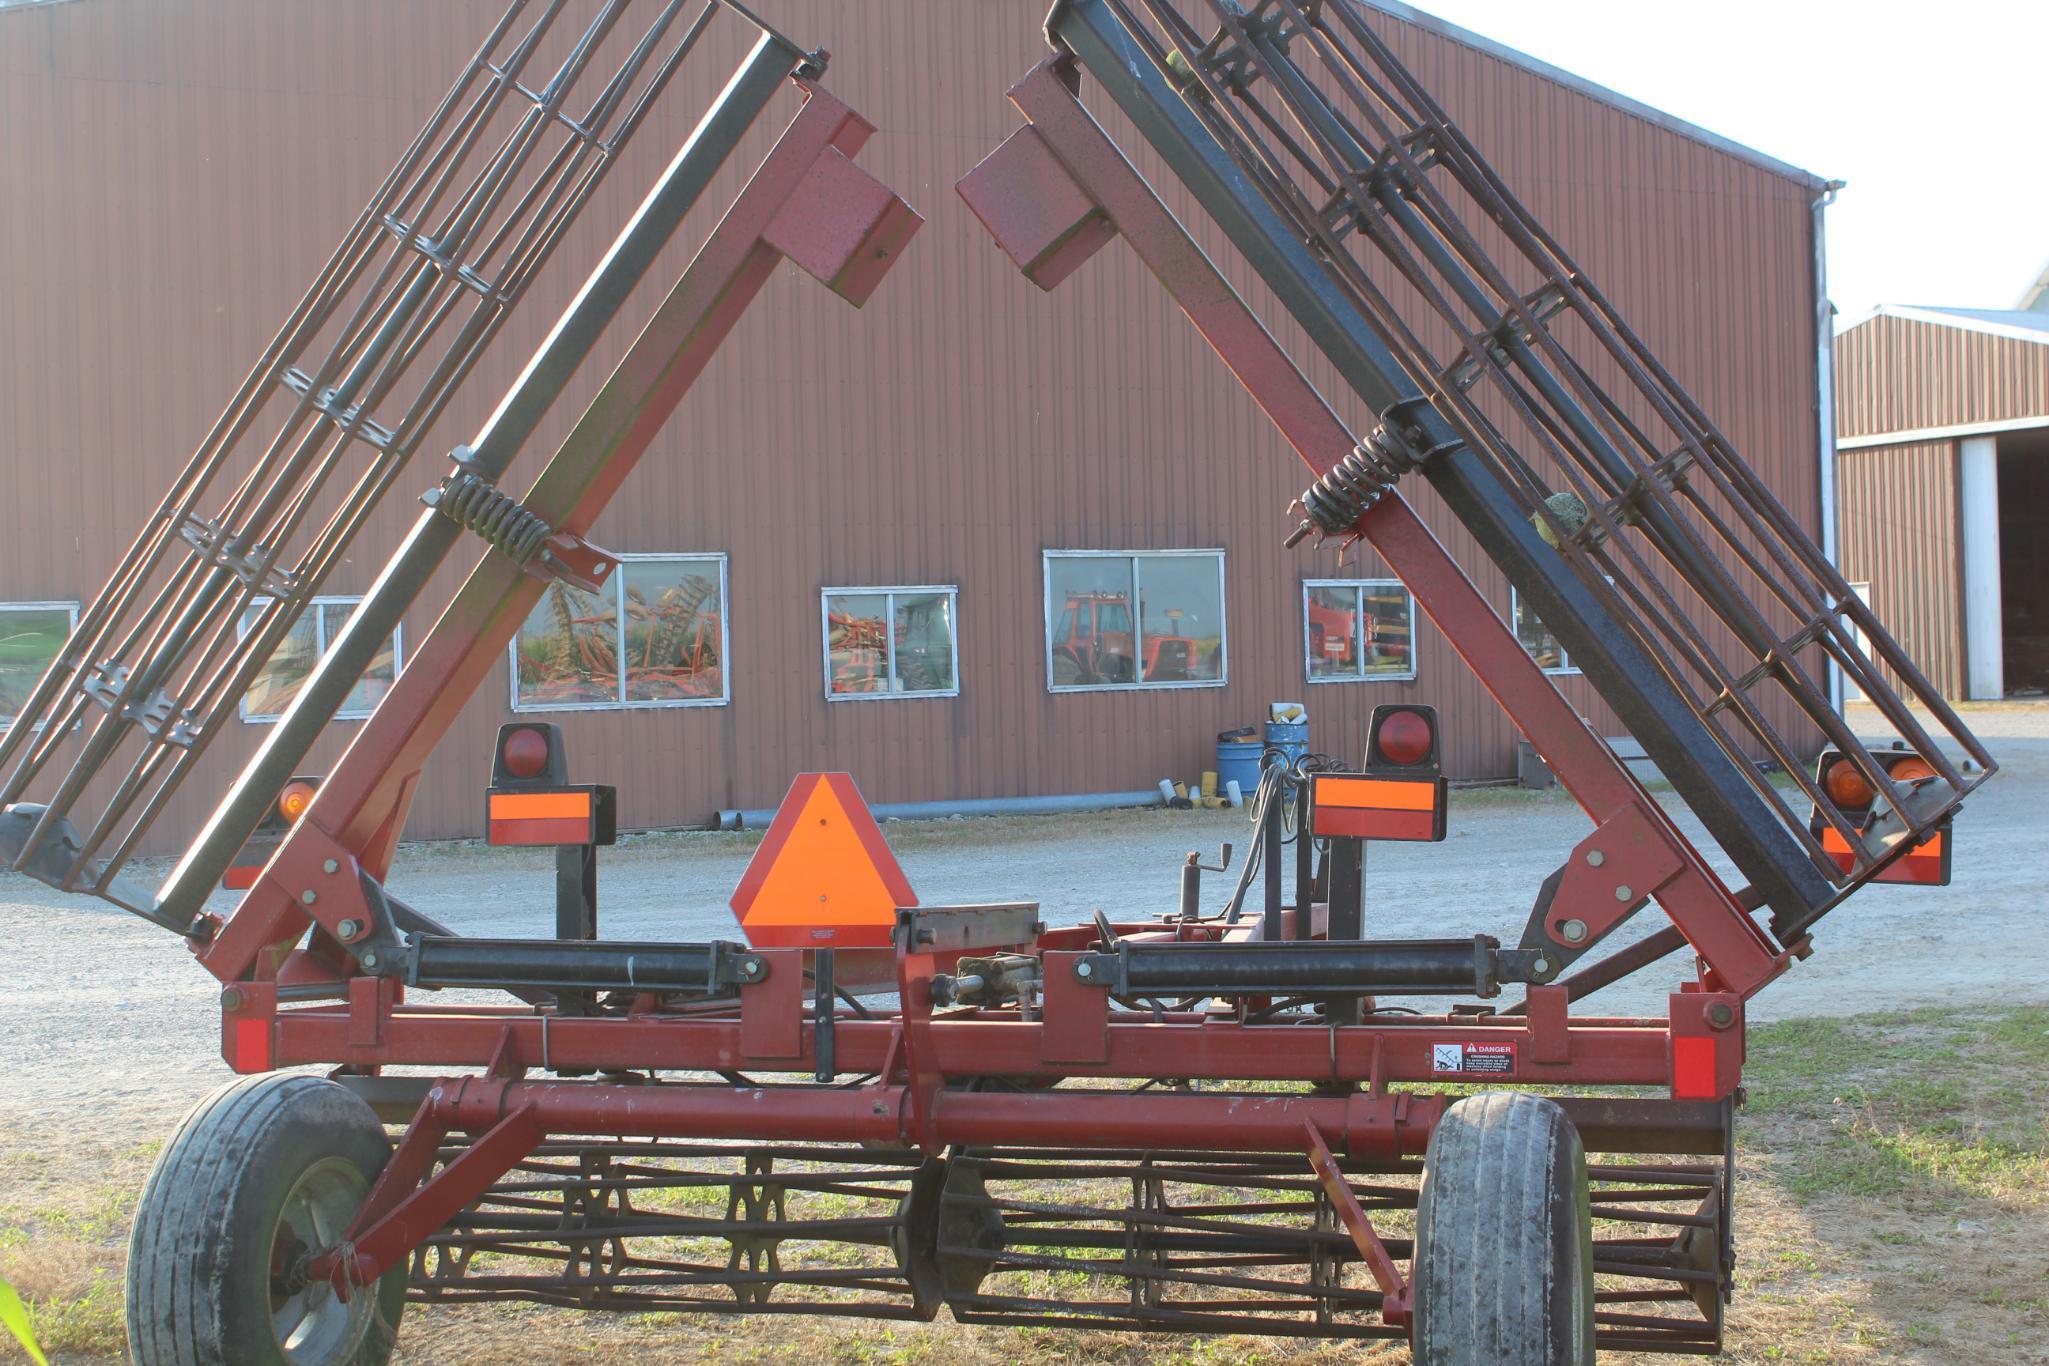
<box><xmin>715</xmin><ymin>789</ymin><xmax>1164</xmax><ymax>831</ymax></box>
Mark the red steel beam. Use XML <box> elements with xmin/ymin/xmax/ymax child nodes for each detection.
<box><xmin>261</xmin><ymin>1006</ymin><xmax>1701</xmax><ymax>1092</ymax></box>
<box><xmin>960</xmin><ymin>58</ymin><xmax>1783</xmax><ymax>997</ymax></box>
<box><xmin>202</xmin><ymin>81</ymin><xmax>920</xmax><ymax>983</ymax></box>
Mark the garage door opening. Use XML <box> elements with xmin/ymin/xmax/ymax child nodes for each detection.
<box><xmin>1998</xmin><ymin>434</ymin><xmax>2049</xmax><ymax>696</ymax></box>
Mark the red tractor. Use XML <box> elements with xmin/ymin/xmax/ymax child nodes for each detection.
<box><xmin>1050</xmin><ymin>592</ymin><xmax>1208</xmax><ymax>684</ymax></box>
<box><xmin>1307</xmin><ymin>595</ymin><xmax>1368</xmax><ymax>669</ymax></box>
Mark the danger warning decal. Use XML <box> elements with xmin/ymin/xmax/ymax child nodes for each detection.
<box><xmin>1430</xmin><ymin>1041</ymin><xmax>1517</xmax><ymax>1077</ymax></box>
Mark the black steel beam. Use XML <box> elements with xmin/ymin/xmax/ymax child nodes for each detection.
<box><xmin>406</xmin><ymin>934</ymin><xmax>764</xmax><ymax>995</ymax></box>
<box><xmin>1080</xmin><ymin>936</ymin><xmax>1544</xmax><ymax>998</ymax></box>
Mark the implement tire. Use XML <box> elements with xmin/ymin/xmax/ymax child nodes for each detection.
<box><xmin>126</xmin><ymin>1074</ymin><xmax>408</xmax><ymax>1365</ymax></box>
<box><xmin>1412</xmin><ymin>1092</ymin><xmax>1594</xmax><ymax>1365</ymax></box>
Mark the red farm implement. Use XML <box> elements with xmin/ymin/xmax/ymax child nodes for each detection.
<box><xmin>0</xmin><ymin>1</ymin><xmax>1996</xmax><ymax>1363</ymax></box>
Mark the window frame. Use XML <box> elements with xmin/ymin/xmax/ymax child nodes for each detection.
<box><xmin>0</xmin><ymin>600</ymin><xmax>80</xmax><ymax>729</ymax></box>
<box><xmin>1508</xmin><ymin>585</ymin><xmax>1579</xmax><ymax>676</ymax></box>
<box><xmin>819</xmin><ymin>585</ymin><xmax>962</xmax><ymax>702</ymax></box>
<box><xmin>237</xmin><ymin>595</ymin><xmax>405</xmax><ymax>724</ymax></box>
<box><xmin>507</xmin><ymin>552</ymin><xmax>731</xmax><ymax>713</ymax></box>
<box><xmin>1300</xmin><ymin>578</ymin><xmax>1418</xmax><ymax>685</ymax></box>
<box><xmin>1042</xmin><ymin>549</ymin><xmax>1229</xmax><ymax>694</ymax></box>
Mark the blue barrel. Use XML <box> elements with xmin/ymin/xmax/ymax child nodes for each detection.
<box><xmin>1215</xmin><ymin>738</ymin><xmax>1264</xmax><ymax>796</ymax></box>
<box><xmin>1264</xmin><ymin>718</ymin><xmax>1310</xmax><ymax>777</ymax></box>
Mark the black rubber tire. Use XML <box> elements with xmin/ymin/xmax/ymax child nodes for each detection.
<box><xmin>1412</xmin><ymin>1092</ymin><xmax>1595</xmax><ymax>1366</ymax></box>
<box><xmin>126</xmin><ymin>1074</ymin><xmax>408</xmax><ymax>1365</ymax></box>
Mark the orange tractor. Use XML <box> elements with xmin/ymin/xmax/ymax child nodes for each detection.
<box><xmin>1049</xmin><ymin>591</ymin><xmax>1211</xmax><ymax>684</ymax></box>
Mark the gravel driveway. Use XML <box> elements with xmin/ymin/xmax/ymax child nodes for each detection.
<box><xmin>7</xmin><ymin>701</ymin><xmax>2042</xmax><ymax>1131</ymax></box>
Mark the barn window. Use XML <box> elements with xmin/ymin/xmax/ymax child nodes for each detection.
<box><xmin>238</xmin><ymin>597</ymin><xmax>402</xmax><ymax>722</ymax></box>
<box><xmin>1510</xmin><ymin>587</ymin><xmax>1577</xmax><ymax>675</ymax></box>
<box><xmin>0</xmin><ymin>602</ymin><xmax>77</xmax><ymax>727</ymax></box>
<box><xmin>1302</xmin><ymin>580</ymin><xmax>1416</xmax><ymax>683</ymax></box>
<box><xmin>1044</xmin><ymin>551</ymin><xmax>1226</xmax><ymax>691</ymax></box>
<box><xmin>822</xmin><ymin>587</ymin><xmax>959</xmax><ymax>699</ymax></box>
<box><xmin>510</xmin><ymin>554</ymin><xmax>728</xmax><ymax>710</ymax></box>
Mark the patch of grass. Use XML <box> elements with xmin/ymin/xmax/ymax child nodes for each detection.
<box><xmin>23</xmin><ymin>1269</ymin><xmax>124</xmax><ymax>1357</ymax></box>
<box><xmin>1744</xmin><ymin>1005</ymin><xmax>2049</xmax><ymax>1205</ymax></box>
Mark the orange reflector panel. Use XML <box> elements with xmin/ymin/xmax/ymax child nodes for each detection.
<box><xmin>730</xmin><ymin>773</ymin><xmax>917</xmax><ymax>948</ymax></box>
<box><xmin>1311</xmin><ymin>773</ymin><xmax>1447</xmax><ymax>842</ymax></box>
<box><xmin>1818</xmin><ymin>824</ymin><xmax>1951</xmax><ymax>886</ymax></box>
<box><xmin>487</xmin><ymin>787</ymin><xmax>596</xmax><ymax>846</ymax></box>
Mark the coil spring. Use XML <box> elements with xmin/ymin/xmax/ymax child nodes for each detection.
<box><xmin>1296</xmin><ymin>428</ymin><xmax>1410</xmax><ymax>537</ymax></box>
<box><xmin>435</xmin><ymin>470</ymin><xmax>551</xmax><ymax>564</ymax></box>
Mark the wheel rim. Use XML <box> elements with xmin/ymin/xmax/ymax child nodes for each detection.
<box><xmin>267</xmin><ymin>1157</ymin><xmax>376</xmax><ymax>1363</ymax></box>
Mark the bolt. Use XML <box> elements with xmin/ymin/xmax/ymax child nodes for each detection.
<box><xmin>220</xmin><ymin>986</ymin><xmax>244</xmax><ymax>1011</ymax></box>
<box><xmin>359</xmin><ymin>951</ymin><xmax>380</xmax><ymax>972</ymax></box>
<box><xmin>1613</xmin><ymin>884</ymin><xmax>1633</xmax><ymax>902</ymax></box>
<box><xmin>1076</xmin><ymin>961</ymin><xmax>1095</xmax><ymax>979</ymax></box>
<box><xmin>1707</xmin><ymin>1001</ymin><xmax>1736</xmax><ymax>1030</ymax></box>
<box><xmin>1532</xmin><ymin>957</ymin><xmax>1551</xmax><ymax>975</ymax></box>
<box><xmin>299</xmin><ymin>889</ymin><xmax>318</xmax><ymax>906</ymax></box>
<box><xmin>1560</xmin><ymin>918</ymin><xmax>1588</xmax><ymax>944</ymax></box>
<box><xmin>743</xmin><ymin>959</ymin><xmax>762</xmax><ymax>976</ymax></box>
<box><xmin>1585</xmin><ymin>849</ymin><xmax>1605</xmax><ymax>868</ymax></box>
<box><xmin>336</xmin><ymin>918</ymin><xmax>362</xmax><ymax>940</ymax></box>
<box><xmin>323</xmin><ymin>858</ymin><xmax>339</xmax><ymax>874</ymax></box>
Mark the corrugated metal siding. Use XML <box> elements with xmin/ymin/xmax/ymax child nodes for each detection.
<box><xmin>0</xmin><ymin>0</ymin><xmax>1827</xmax><ymax>850</ymax></box>
<box><xmin>1836</xmin><ymin>440</ymin><xmax>1963</xmax><ymax>699</ymax></box>
<box><xmin>1836</xmin><ymin>313</ymin><xmax>2049</xmax><ymax>440</ymax></box>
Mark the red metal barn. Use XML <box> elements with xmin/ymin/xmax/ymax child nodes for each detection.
<box><xmin>0</xmin><ymin>0</ymin><xmax>1834</xmax><ymax>847</ymax></box>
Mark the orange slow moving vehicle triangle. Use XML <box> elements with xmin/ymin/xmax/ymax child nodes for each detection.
<box><xmin>729</xmin><ymin>773</ymin><xmax>917</xmax><ymax>948</ymax></box>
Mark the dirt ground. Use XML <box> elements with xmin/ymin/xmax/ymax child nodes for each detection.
<box><xmin>1</xmin><ymin>701</ymin><xmax>2044</xmax><ymax>1361</ymax></box>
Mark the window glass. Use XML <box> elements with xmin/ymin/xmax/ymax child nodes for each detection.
<box><xmin>1360</xmin><ymin>583</ymin><xmax>1415</xmax><ymax>678</ymax></box>
<box><xmin>622</xmin><ymin>559</ymin><xmax>724</xmax><ymax>702</ymax></box>
<box><xmin>240</xmin><ymin>597</ymin><xmax>403</xmax><ymax>722</ymax></box>
<box><xmin>823</xmin><ymin>588</ymin><xmax>958</xmax><ymax>699</ymax></box>
<box><xmin>1306</xmin><ymin>585</ymin><xmax>1359</xmax><ymax>680</ymax></box>
<box><xmin>1047</xmin><ymin>557</ymin><xmax>1138</xmax><ymax>687</ymax></box>
<box><xmin>1045</xmin><ymin>553</ymin><xmax>1225</xmax><ymax>690</ymax></box>
<box><xmin>511</xmin><ymin>556</ymin><xmax>728</xmax><ymax>710</ymax></box>
<box><xmin>1304</xmin><ymin>581</ymin><xmax>1417</xmax><ymax>682</ymax></box>
<box><xmin>0</xmin><ymin>605</ymin><xmax>75</xmax><ymax>725</ymax></box>
<box><xmin>1137</xmin><ymin>554</ymin><xmax>1224</xmax><ymax>683</ymax></box>
<box><xmin>826</xmin><ymin>593</ymin><xmax>891</xmax><ymax>695</ymax></box>
<box><xmin>515</xmin><ymin>584</ymin><xmax>621</xmax><ymax>707</ymax></box>
<box><xmin>321</xmin><ymin>601</ymin><xmax>398</xmax><ymax>714</ymax></box>
<box><xmin>1511</xmin><ymin>589</ymin><xmax>1572</xmax><ymax>673</ymax></box>
<box><xmin>893</xmin><ymin>592</ymin><xmax>956</xmax><ymax>694</ymax></box>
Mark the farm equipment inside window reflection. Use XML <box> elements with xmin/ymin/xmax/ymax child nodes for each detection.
<box><xmin>1051</xmin><ymin>591</ymin><xmax>1221</xmax><ymax>684</ymax></box>
<box><xmin>516</xmin><ymin>569</ymin><xmax>724</xmax><ymax>706</ymax></box>
<box><xmin>827</xmin><ymin>590</ymin><xmax>956</xmax><ymax>695</ymax></box>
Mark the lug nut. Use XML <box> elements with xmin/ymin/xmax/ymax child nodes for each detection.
<box><xmin>336</xmin><ymin>919</ymin><xmax>362</xmax><ymax>940</ymax></box>
<box><xmin>1560</xmin><ymin>918</ymin><xmax>1587</xmax><ymax>944</ymax></box>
